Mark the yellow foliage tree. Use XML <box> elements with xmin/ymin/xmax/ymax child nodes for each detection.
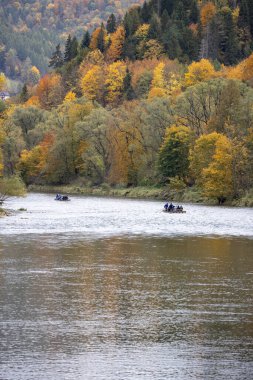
<box><xmin>190</xmin><ymin>132</ymin><xmax>221</xmax><ymax>182</ymax></box>
<box><xmin>64</xmin><ymin>91</ymin><xmax>76</xmax><ymax>103</ymax></box>
<box><xmin>17</xmin><ymin>134</ymin><xmax>54</xmax><ymax>183</ymax></box>
<box><xmin>142</xmin><ymin>39</ymin><xmax>164</xmax><ymax>59</ymax></box>
<box><xmin>134</xmin><ymin>24</ymin><xmax>150</xmax><ymax>40</ymax></box>
<box><xmin>106</xmin><ymin>25</ymin><xmax>125</xmax><ymax>62</ymax></box>
<box><xmin>148</xmin><ymin>62</ymin><xmax>167</xmax><ymax>98</ymax></box>
<box><xmin>167</xmin><ymin>73</ymin><xmax>182</xmax><ymax>97</ymax></box>
<box><xmin>225</xmin><ymin>63</ymin><xmax>244</xmax><ymax>80</ymax></box>
<box><xmin>0</xmin><ymin>128</ymin><xmax>5</xmax><ymax>176</ymax></box>
<box><xmin>202</xmin><ymin>136</ymin><xmax>233</xmax><ymax>201</ymax></box>
<box><xmin>190</xmin><ymin>132</ymin><xmax>233</xmax><ymax>202</ymax></box>
<box><xmin>185</xmin><ymin>59</ymin><xmax>216</xmax><ymax>86</ymax></box>
<box><xmin>28</xmin><ymin>66</ymin><xmax>40</xmax><ymax>85</ymax></box>
<box><xmin>108</xmin><ymin>125</ymin><xmax>130</xmax><ymax>185</ymax></box>
<box><xmin>80</xmin><ymin>65</ymin><xmax>104</xmax><ymax>102</ymax></box>
<box><xmin>105</xmin><ymin>61</ymin><xmax>126</xmax><ymax>105</ymax></box>
<box><xmin>0</xmin><ymin>72</ymin><xmax>7</xmax><ymax>91</ymax></box>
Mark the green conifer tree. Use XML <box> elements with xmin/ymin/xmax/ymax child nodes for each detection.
<box><xmin>64</xmin><ymin>35</ymin><xmax>72</xmax><ymax>62</ymax></box>
<box><xmin>97</xmin><ymin>25</ymin><xmax>105</xmax><ymax>53</ymax></box>
<box><xmin>81</xmin><ymin>31</ymin><xmax>90</xmax><ymax>49</ymax></box>
<box><xmin>106</xmin><ymin>13</ymin><xmax>117</xmax><ymax>33</ymax></box>
<box><xmin>20</xmin><ymin>84</ymin><xmax>29</xmax><ymax>103</ymax></box>
<box><xmin>70</xmin><ymin>36</ymin><xmax>78</xmax><ymax>59</ymax></box>
<box><xmin>49</xmin><ymin>44</ymin><xmax>63</xmax><ymax>68</ymax></box>
<box><xmin>123</xmin><ymin>68</ymin><xmax>135</xmax><ymax>100</ymax></box>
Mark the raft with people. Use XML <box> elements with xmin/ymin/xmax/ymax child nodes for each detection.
<box><xmin>163</xmin><ymin>202</ymin><xmax>186</xmax><ymax>213</ymax></box>
<box><xmin>55</xmin><ymin>194</ymin><xmax>70</xmax><ymax>201</ymax></box>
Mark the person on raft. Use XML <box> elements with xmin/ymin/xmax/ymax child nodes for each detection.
<box><xmin>168</xmin><ymin>203</ymin><xmax>175</xmax><ymax>211</ymax></box>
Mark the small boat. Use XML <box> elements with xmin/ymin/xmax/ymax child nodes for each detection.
<box><xmin>163</xmin><ymin>208</ymin><xmax>186</xmax><ymax>213</ymax></box>
<box><xmin>55</xmin><ymin>194</ymin><xmax>70</xmax><ymax>201</ymax></box>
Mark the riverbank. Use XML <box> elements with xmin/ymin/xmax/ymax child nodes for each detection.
<box><xmin>28</xmin><ymin>184</ymin><xmax>207</xmax><ymax>202</ymax></box>
<box><xmin>0</xmin><ymin>207</ymin><xmax>7</xmax><ymax>217</ymax></box>
<box><xmin>28</xmin><ymin>184</ymin><xmax>252</xmax><ymax>207</ymax></box>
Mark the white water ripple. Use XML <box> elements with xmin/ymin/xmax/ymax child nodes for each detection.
<box><xmin>1</xmin><ymin>193</ymin><xmax>253</xmax><ymax>239</ymax></box>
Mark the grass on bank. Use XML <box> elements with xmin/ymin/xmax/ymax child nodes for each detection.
<box><xmin>28</xmin><ymin>183</ymin><xmax>218</xmax><ymax>205</ymax></box>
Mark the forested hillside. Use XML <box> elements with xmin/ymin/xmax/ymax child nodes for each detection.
<box><xmin>0</xmin><ymin>0</ymin><xmax>143</xmax><ymax>81</ymax></box>
<box><xmin>1</xmin><ymin>0</ymin><xmax>253</xmax><ymax>205</ymax></box>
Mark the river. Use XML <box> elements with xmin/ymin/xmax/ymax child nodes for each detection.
<box><xmin>0</xmin><ymin>193</ymin><xmax>253</xmax><ymax>379</ymax></box>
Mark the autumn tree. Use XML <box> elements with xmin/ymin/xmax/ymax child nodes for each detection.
<box><xmin>105</xmin><ymin>61</ymin><xmax>126</xmax><ymax>105</ymax></box>
<box><xmin>202</xmin><ymin>135</ymin><xmax>233</xmax><ymax>203</ymax></box>
<box><xmin>27</xmin><ymin>66</ymin><xmax>40</xmax><ymax>86</ymax></box>
<box><xmin>0</xmin><ymin>176</ymin><xmax>26</xmax><ymax>204</ymax></box>
<box><xmin>106</xmin><ymin>25</ymin><xmax>125</xmax><ymax>62</ymax></box>
<box><xmin>190</xmin><ymin>132</ymin><xmax>234</xmax><ymax>203</ymax></box>
<box><xmin>0</xmin><ymin>72</ymin><xmax>7</xmax><ymax>91</ymax></box>
<box><xmin>90</xmin><ymin>25</ymin><xmax>107</xmax><ymax>53</ymax></box>
<box><xmin>185</xmin><ymin>59</ymin><xmax>216</xmax><ymax>86</ymax></box>
<box><xmin>190</xmin><ymin>132</ymin><xmax>222</xmax><ymax>182</ymax></box>
<box><xmin>200</xmin><ymin>2</ymin><xmax>216</xmax><ymax>28</ymax></box>
<box><xmin>11</xmin><ymin>106</ymin><xmax>46</xmax><ymax>148</ymax></box>
<box><xmin>158</xmin><ymin>125</ymin><xmax>193</xmax><ymax>182</ymax></box>
<box><xmin>149</xmin><ymin>62</ymin><xmax>167</xmax><ymax>98</ymax></box>
<box><xmin>80</xmin><ymin>65</ymin><xmax>104</xmax><ymax>103</ymax></box>
<box><xmin>76</xmin><ymin>107</ymin><xmax>113</xmax><ymax>184</ymax></box>
<box><xmin>17</xmin><ymin>134</ymin><xmax>54</xmax><ymax>184</ymax></box>
<box><xmin>36</xmin><ymin>74</ymin><xmax>64</xmax><ymax>109</ymax></box>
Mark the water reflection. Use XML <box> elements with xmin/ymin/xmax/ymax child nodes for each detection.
<box><xmin>1</xmin><ymin>236</ymin><xmax>253</xmax><ymax>379</ymax></box>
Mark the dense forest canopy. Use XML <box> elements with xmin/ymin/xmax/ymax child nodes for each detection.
<box><xmin>0</xmin><ymin>0</ymin><xmax>144</xmax><ymax>81</ymax></box>
<box><xmin>1</xmin><ymin>0</ymin><xmax>253</xmax><ymax>205</ymax></box>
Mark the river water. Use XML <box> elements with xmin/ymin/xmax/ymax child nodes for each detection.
<box><xmin>0</xmin><ymin>193</ymin><xmax>253</xmax><ymax>379</ymax></box>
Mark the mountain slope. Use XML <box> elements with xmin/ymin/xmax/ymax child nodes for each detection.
<box><xmin>0</xmin><ymin>0</ymin><xmax>144</xmax><ymax>78</ymax></box>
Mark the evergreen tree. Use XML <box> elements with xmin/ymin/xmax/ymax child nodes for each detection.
<box><xmin>172</xmin><ymin>1</ymin><xmax>189</xmax><ymax>24</ymax></box>
<box><xmin>70</xmin><ymin>36</ymin><xmax>78</xmax><ymax>60</ymax></box>
<box><xmin>81</xmin><ymin>31</ymin><xmax>90</xmax><ymax>49</ymax></box>
<box><xmin>64</xmin><ymin>35</ymin><xmax>72</xmax><ymax>62</ymax></box>
<box><xmin>106</xmin><ymin>13</ymin><xmax>116</xmax><ymax>33</ymax></box>
<box><xmin>189</xmin><ymin>0</ymin><xmax>199</xmax><ymax>24</ymax></box>
<box><xmin>148</xmin><ymin>13</ymin><xmax>161</xmax><ymax>39</ymax></box>
<box><xmin>49</xmin><ymin>44</ymin><xmax>63</xmax><ymax>68</ymax></box>
<box><xmin>20</xmin><ymin>84</ymin><xmax>29</xmax><ymax>103</ymax></box>
<box><xmin>238</xmin><ymin>0</ymin><xmax>253</xmax><ymax>36</ymax></box>
<box><xmin>161</xmin><ymin>0</ymin><xmax>175</xmax><ymax>16</ymax></box>
<box><xmin>161</xmin><ymin>9</ymin><xmax>170</xmax><ymax>30</ymax></box>
<box><xmin>97</xmin><ymin>24</ymin><xmax>105</xmax><ymax>53</ymax></box>
<box><xmin>141</xmin><ymin>1</ymin><xmax>151</xmax><ymax>23</ymax></box>
<box><xmin>123</xmin><ymin>68</ymin><xmax>135</xmax><ymax>100</ymax></box>
<box><xmin>219</xmin><ymin>8</ymin><xmax>239</xmax><ymax>65</ymax></box>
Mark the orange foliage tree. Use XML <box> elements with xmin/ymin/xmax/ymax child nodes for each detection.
<box><xmin>200</xmin><ymin>1</ymin><xmax>216</xmax><ymax>28</ymax></box>
<box><xmin>18</xmin><ymin>134</ymin><xmax>54</xmax><ymax>183</ymax></box>
<box><xmin>106</xmin><ymin>25</ymin><xmax>125</xmax><ymax>62</ymax></box>
<box><xmin>36</xmin><ymin>74</ymin><xmax>64</xmax><ymax>109</ymax></box>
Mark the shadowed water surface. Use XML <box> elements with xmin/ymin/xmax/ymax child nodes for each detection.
<box><xmin>0</xmin><ymin>194</ymin><xmax>253</xmax><ymax>379</ymax></box>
